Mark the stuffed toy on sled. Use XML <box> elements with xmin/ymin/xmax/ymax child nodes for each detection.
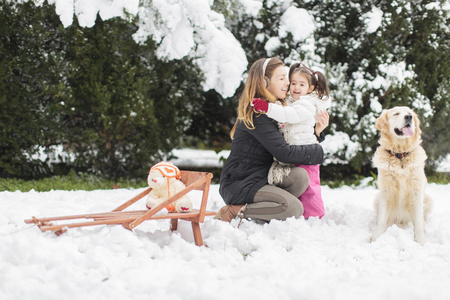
<box><xmin>145</xmin><ymin>162</ymin><xmax>193</xmax><ymax>213</ymax></box>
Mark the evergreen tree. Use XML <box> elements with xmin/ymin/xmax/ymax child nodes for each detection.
<box><xmin>300</xmin><ymin>0</ymin><xmax>449</xmax><ymax>174</ymax></box>
<box><xmin>1</xmin><ymin>1</ymin><xmax>209</xmax><ymax>179</ymax></box>
<box><xmin>62</xmin><ymin>14</ymin><xmax>206</xmax><ymax>179</ymax></box>
<box><xmin>0</xmin><ymin>0</ymin><xmax>66</xmax><ymax>178</ymax></box>
<box><xmin>184</xmin><ymin>89</ymin><xmax>240</xmax><ymax>149</ymax></box>
<box><xmin>405</xmin><ymin>1</ymin><xmax>450</xmax><ymax>167</ymax></box>
<box><xmin>218</xmin><ymin>0</ymin><xmax>448</xmax><ymax>176</ymax></box>
<box><xmin>1</xmin><ymin>0</ymin><xmax>447</xmax><ymax>180</ymax></box>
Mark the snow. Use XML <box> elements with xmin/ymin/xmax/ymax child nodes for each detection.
<box><xmin>169</xmin><ymin>149</ymin><xmax>230</xmax><ymax>168</ymax></box>
<box><xmin>134</xmin><ymin>0</ymin><xmax>196</xmax><ymax>60</ymax></box>
<box><xmin>3</xmin><ymin>1</ymin><xmax>449</xmax><ymax>295</ymax></box>
<box><xmin>321</xmin><ymin>132</ymin><xmax>359</xmax><ymax>164</ymax></box>
<box><xmin>239</xmin><ymin>0</ymin><xmax>263</xmax><ymax>17</ymax></box>
<box><xmin>133</xmin><ymin>0</ymin><xmax>248</xmax><ymax>98</ymax></box>
<box><xmin>265</xmin><ymin>6</ymin><xmax>316</xmax><ymax>57</ymax></box>
<box><xmin>363</xmin><ymin>6</ymin><xmax>383</xmax><ymax>33</ymax></box>
<box><xmin>279</xmin><ymin>7</ymin><xmax>315</xmax><ymax>43</ymax></box>
<box><xmin>45</xmin><ymin>0</ymin><xmax>140</xmax><ymax>28</ymax></box>
<box><xmin>30</xmin><ymin>0</ymin><xmax>247</xmax><ymax>98</ymax></box>
<box><xmin>1</xmin><ymin>181</ymin><xmax>450</xmax><ymax>299</ymax></box>
<box><xmin>437</xmin><ymin>154</ymin><xmax>450</xmax><ymax>173</ymax></box>
<box><xmin>265</xmin><ymin>37</ymin><xmax>282</xmax><ymax>55</ymax></box>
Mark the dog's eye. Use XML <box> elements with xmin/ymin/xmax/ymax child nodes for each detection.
<box><xmin>393</xmin><ymin>113</ymin><xmax>400</xmax><ymax>116</ymax></box>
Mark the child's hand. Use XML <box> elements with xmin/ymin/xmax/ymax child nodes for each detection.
<box><xmin>315</xmin><ymin>110</ymin><xmax>329</xmax><ymax>135</ymax></box>
<box><xmin>251</xmin><ymin>98</ymin><xmax>269</xmax><ymax>112</ymax></box>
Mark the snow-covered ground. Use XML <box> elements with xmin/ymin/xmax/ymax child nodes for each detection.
<box><xmin>1</xmin><ymin>179</ymin><xmax>449</xmax><ymax>299</ymax></box>
<box><xmin>3</xmin><ymin>1</ymin><xmax>448</xmax><ymax>298</ymax></box>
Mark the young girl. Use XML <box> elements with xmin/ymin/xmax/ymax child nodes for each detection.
<box><xmin>252</xmin><ymin>62</ymin><xmax>331</xmax><ymax>219</ymax></box>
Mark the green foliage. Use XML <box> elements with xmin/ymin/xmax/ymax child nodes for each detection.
<box><xmin>1</xmin><ymin>1</ymin><xmax>209</xmax><ymax>180</ymax></box>
<box><xmin>413</xmin><ymin>1</ymin><xmax>450</xmax><ymax>161</ymax></box>
<box><xmin>60</xmin><ymin>14</ymin><xmax>199</xmax><ymax>179</ymax></box>
<box><xmin>1</xmin><ymin>169</ymin><xmax>446</xmax><ymax>192</ymax></box>
<box><xmin>1</xmin><ymin>0</ymin><xmax>448</xmax><ymax>182</ymax></box>
<box><xmin>216</xmin><ymin>0</ymin><xmax>449</xmax><ymax>177</ymax></box>
<box><xmin>304</xmin><ymin>0</ymin><xmax>449</xmax><ymax>175</ymax></box>
<box><xmin>322</xmin><ymin>171</ymin><xmax>449</xmax><ymax>189</ymax></box>
<box><xmin>322</xmin><ymin>176</ymin><xmax>375</xmax><ymax>189</ymax></box>
<box><xmin>0</xmin><ymin>0</ymin><xmax>66</xmax><ymax>178</ymax></box>
<box><xmin>426</xmin><ymin>172</ymin><xmax>450</xmax><ymax>185</ymax></box>
<box><xmin>0</xmin><ymin>170</ymin><xmax>147</xmax><ymax>192</ymax></box>
<box><xmin>184</xmin><ymin>89</ymin><xmax>238</xmax><ymax>149</ymax></box>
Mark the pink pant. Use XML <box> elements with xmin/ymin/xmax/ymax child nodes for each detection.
<box><xmin>296</xmin><ymin>164</ymin><xmax>325</xmax><ymax>219</ymax></box>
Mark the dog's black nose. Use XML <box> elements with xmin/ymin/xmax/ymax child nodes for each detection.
<box><xmin>405</xmin><ymin>115</ymin><xmax>412</xmax><ymax>121</ymax></box>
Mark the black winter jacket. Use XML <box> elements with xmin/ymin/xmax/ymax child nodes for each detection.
<box><xmin>219</xmin><ymin>113</ymin><xmax>324</xmax><ymax>205</ymax></box>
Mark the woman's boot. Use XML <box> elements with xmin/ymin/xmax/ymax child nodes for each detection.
<box><xmin>214</xmin><ymin>205</ymin><xmax>247</xmax><ymax>222</ymax></box>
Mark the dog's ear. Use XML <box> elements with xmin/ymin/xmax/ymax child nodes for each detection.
<box><xmin>375</xmin><ymin>110</ymin><xmax>388</xmax><ymax>131</ymax></box>
<box><xmin>413</xmin><ymin>111</ymin><xmax>422</xmax><ymax>136</ymax></box>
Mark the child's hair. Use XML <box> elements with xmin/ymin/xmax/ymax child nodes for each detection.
<box><xmin>288</xmin><ymin>62</ymin><xmax>330</xmax><ymax>100</ymax></box>
<box><xmin>230</xmin><ymin>57</ymin><xmax>285</xmax><ymax>138</ymax></box>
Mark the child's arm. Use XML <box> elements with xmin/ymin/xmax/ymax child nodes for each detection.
<box><xmin>252</xmin><ymin>98</ymin><xmax>310</xmax><ymax>124</ymax></box>
<box><xmin>306</xmin><ymin>94</ymin><xmax>331</xmax><ymax>117</ymax></box>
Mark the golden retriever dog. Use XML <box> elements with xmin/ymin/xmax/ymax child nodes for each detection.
<box><xmin>370</xmin><ymin>106</ymin><xmax>432</xmax><ymax>245</ymax></box>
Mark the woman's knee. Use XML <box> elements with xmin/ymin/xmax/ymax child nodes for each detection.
<box><xmin>282</xmin><ymin>196</ymin><xmax>303</xmax><ymax>219</ymax></box>
<box><xmin>247</xmin><ymin>185</ymin><xmax>303</xmax><ymax>221</ymax></box>
<box><xmin>278</xmin><ymin>167</ymin><xmax>309</xmax><ymax>197</ymax></box>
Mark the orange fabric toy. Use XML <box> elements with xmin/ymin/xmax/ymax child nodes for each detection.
<box><xmin>145</xmin><ymin>162</ymin><xmax>192</xmax><ymax>213</ymax></box>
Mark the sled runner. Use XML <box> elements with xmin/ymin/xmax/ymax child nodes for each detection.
<box><xmin>25</xmin><ymin>171</ymin><xmax>216</xmax><ymax>246</ymax></box>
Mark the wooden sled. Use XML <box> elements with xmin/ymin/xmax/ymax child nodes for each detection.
<box><xmin>25</xmin><ymin>171</ymin><xmax>216</xmax><ymax>246</ymax></box>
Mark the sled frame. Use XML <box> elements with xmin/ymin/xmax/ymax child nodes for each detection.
<box><xmin>25</xmin><ymin>171</ymin><xmax>216</xmax><ymax>246</ymax></box>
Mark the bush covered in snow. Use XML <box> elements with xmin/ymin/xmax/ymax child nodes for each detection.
<box><xmin>1</xmin><ymin>0</ymin><xmax>448</xmax><ymax>180</ymax></box>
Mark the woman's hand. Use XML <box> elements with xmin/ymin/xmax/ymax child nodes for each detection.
<box><xmin>315</xmin><ymin>110</ymin><xmax>329</xmax><ymax>135</ymax></box>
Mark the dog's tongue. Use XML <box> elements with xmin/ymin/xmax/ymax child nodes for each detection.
<box><xmin>402</xmin><ymin>126</ymin><xmax>414</xmax><ymax>136</ymax></box>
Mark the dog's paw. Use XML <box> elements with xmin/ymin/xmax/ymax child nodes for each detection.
<box><xmin>415</xmin><ymin>236</ymin><xmax>426</xmax><ymax>246</ymax></box>
<box><xmin>370</xmin><ymin>231</ymin><xmax>382</xmax><ymax>243</ymax></box>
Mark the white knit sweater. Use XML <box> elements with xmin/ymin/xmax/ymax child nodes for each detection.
<box><xmin>266</xmin><ymin>93</ymin><xmax>331</xmax><ymax>145</ymax></box>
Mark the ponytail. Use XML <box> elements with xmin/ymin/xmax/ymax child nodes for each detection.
<box><xmin>313</xmin><ymin>71</ymin><xmax>330</xmax><ymax>100</ymax></box>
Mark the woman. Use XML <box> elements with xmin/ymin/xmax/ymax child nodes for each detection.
<box><xmin>216</xmin><ymin>57</ymin><xmax>329</xmax><ymax>223</ymax></box>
